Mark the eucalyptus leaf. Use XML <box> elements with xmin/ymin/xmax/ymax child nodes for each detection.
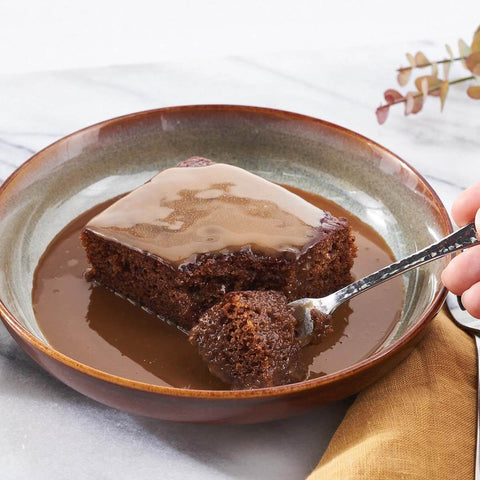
<box><xmin>406</xmin><ymin>53</ymin><xmax>416</xmax><ymax>67</ymax></box>
<box><xmin>397</xmin><ymin>69</ymin><xmax>411</xmax><ymax>86</ymax></box>
<box><xmin>375</xmin><ymin>106</ymin><xmax>389</xmax><ymax>124</ymax></box>
<box><xmin>467</xmin><ymin>85</ymin><xmax>480</xmax><ymax>99</ymax></box>
<box><xmin>459</xmin><ymin>39</ymin><xmax>472</xmax><ymax>67</ymax></box>
<box><xmin>442</xmin><ymin>61</ymin><xmax>451</xmax><ymax>80</ymax></box>
<box><xmin>440</xmin><ymin>81</ymin><xmax>449</xmax><ymax>111</ymax></box>
<box><xmin>384</xmin><ymin>89</ymin><xmax>404</xmax><ymax>104</ymax></box>
<box><xmin>415</xmin><ymin>51</ymin><xmax>429</xmax><ymax>67</ymax></box>
<box><xmin>446</xmin><ymin>44</ymin><xmax>454</xmax><ymax>60</ymax></box>
<box><xmin>404</xmin><ymin>92</ymin><xmax>415</xmax><ymax>115</ymax></box>
<box><xmin>414</xmin><ymin>75</ymin><xmax>442</xmax><ymax>97</ymax></box>
<box><xmin>471</xmin><ymin>29</ymin><xmax>480</xmax><ymax>53</ymax></box>
<box><xmin>466</xmin><ymin>52</ymin><xmax>480</xmax><ymax>75</ymax></box>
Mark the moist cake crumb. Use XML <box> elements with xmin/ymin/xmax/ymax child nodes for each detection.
<box><xmin>189</xmin><ymin>290</ymin><xmax>334</xmax><ymax>388</ymax></box>
<box><xmin>310</xmin><ymin>310</ymin><xmax>334</xmax><ymax>345</ymax></box>
<box><xmin>189</xmin><ymin>290</ymin><xmax>306</xmax><ymax>389</ymax></box>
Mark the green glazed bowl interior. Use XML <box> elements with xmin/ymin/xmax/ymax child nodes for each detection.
<box><xmin>0</xmin><ymin>105</ymin><xmax>450</xmax><ymax>417</ymax></box>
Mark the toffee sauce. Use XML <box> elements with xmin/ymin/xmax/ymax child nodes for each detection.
<box><xmin>32</xmin><ymin>186</ymin><xmax>403</xmax><ymax>389</ymax></box>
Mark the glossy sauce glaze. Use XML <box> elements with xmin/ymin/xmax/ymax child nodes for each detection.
<box><xmin>33</xmin><ymin>185</ymin><xmax>404</xmax><ymax>389</ymax></box>
<box><xmin>85</xmin><ymin>164</ymin><xmax>342</xmax><ymax>266</ymax></box>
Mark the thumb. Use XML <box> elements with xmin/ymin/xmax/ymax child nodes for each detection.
<box><xmin>476</xmin><ymin>209</ymin><xmax>480</xmax><ymax>236</ymax></box>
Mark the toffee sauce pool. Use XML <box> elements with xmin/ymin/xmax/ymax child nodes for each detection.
<box><xmin>32</xmin><ymin>185</ymin><xmax>404</xmax><ymax>389</ymax></box>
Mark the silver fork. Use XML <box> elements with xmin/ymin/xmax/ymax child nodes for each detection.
<box><xmin>289</xmin><ymin>223</ymin><xmax>480</xmax><ymax>343</ymax></box>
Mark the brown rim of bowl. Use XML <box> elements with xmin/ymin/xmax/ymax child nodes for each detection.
<box><xmin>0</xmin><ymin>104</ymin><xmax>452</xmax><ymax>399</ymax></box>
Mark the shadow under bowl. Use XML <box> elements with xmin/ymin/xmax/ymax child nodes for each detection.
<box><xmin>0</xmin><ymin>105</ymin><xmax>450</xmax><ymax>424</ymax></box>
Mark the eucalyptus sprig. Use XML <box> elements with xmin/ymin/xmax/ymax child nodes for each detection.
<box><xmin>376</xmin><ymin>26</ymin><xmax>480</xmax><ymax>124</ymax></box>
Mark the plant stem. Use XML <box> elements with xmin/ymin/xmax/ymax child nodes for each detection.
<box><xmin>397</xmin><ymin>56</ymin><xmax>466</xmax><ymax>72</ymax></box>
<box><xmin>377</xmin><ymin>75</ymin><xmax>476</xmax><ymax>112</ymax></box>
<box><xmin>448</xmin><ymin>75</ymin><xmax>476</xmax><ymax>85</ymax></box>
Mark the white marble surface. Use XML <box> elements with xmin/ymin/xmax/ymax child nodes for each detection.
<box><xmin>2</xmin><ymin>0</ymin><xmax>477</xmax><ymax>74</ymax></box>
<box><xmin>1</xmin><ymin>42</ymin><xmax>479</xmax><ymax>479</ymax></box>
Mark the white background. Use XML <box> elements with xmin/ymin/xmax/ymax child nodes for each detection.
<box><xmin>1</xmin><ymin>0</ymin><xmax>478</xmax><ymax>74</ymax></box>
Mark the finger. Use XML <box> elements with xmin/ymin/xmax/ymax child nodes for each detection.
<box><xmin>441</xmin><ymin>245</ymin><xmax>480</xmax><ymax>295</ymax></box>
<box><xmin>451</xmin><ymin>181</ymin><xmax>480</xmax><ymax>226</ymax></box>
<box><xmin>462</xmin><ymin>281</ymin><xmax>480</xmax><ymax>319</ymax></box>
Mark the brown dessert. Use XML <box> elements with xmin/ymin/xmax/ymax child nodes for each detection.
<box><xmin>81</xmin><ymin>157</ymin><xmax>357</xmax><ymax>331</ymax></box>
<box><xmin>34</xmin><ymin>185</ymin><xmax>403</xmax><ymax>390</ymax></box>
<box><xmin>189</xmin><ymin>290</ymin><xmax>334</xmax><ymax>388</ymax></box>
<box><xmin>189</xmin><ymin>290</ymin><xmax>309</xmax><ymax>389</ymax></box>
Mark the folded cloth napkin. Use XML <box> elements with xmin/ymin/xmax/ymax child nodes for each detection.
<box><xmin>307</xmin><ymin>308</ymin><xmax>476</xmax><ymax>480</ymax></box>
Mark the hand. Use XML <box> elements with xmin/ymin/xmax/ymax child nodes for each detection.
<box><xmin>441</xmin><ymin>181</ymin><xmax>480</xmax><ymax>318</ymax></box>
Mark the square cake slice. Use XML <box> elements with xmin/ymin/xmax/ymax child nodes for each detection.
<box><xmin>81</xmin><ymin>158</ymin><xmax>356</xmax><ymax>331</ymax></box>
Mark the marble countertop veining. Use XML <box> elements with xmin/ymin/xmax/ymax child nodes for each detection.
<box><xmin>1</xmin><ymin>44</ymin><xmax>478</xmax><ymax>479</ymax></box>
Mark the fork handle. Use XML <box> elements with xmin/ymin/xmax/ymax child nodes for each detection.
<box><xmin>330</xmin><ymin>223</ymin><xmax>479</xmax><ymax>309</ymax></box>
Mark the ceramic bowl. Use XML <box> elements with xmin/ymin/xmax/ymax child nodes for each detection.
<box><xmin>0</xmin><ymin>105</ymin><xmax>450</xmax><ymax>424</ymax></box>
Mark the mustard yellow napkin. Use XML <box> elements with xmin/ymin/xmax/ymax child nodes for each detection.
<box><xmin>308</xmin><ymin>309</ymin><xmax>476</xmax><ymax>480</ymax></box>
